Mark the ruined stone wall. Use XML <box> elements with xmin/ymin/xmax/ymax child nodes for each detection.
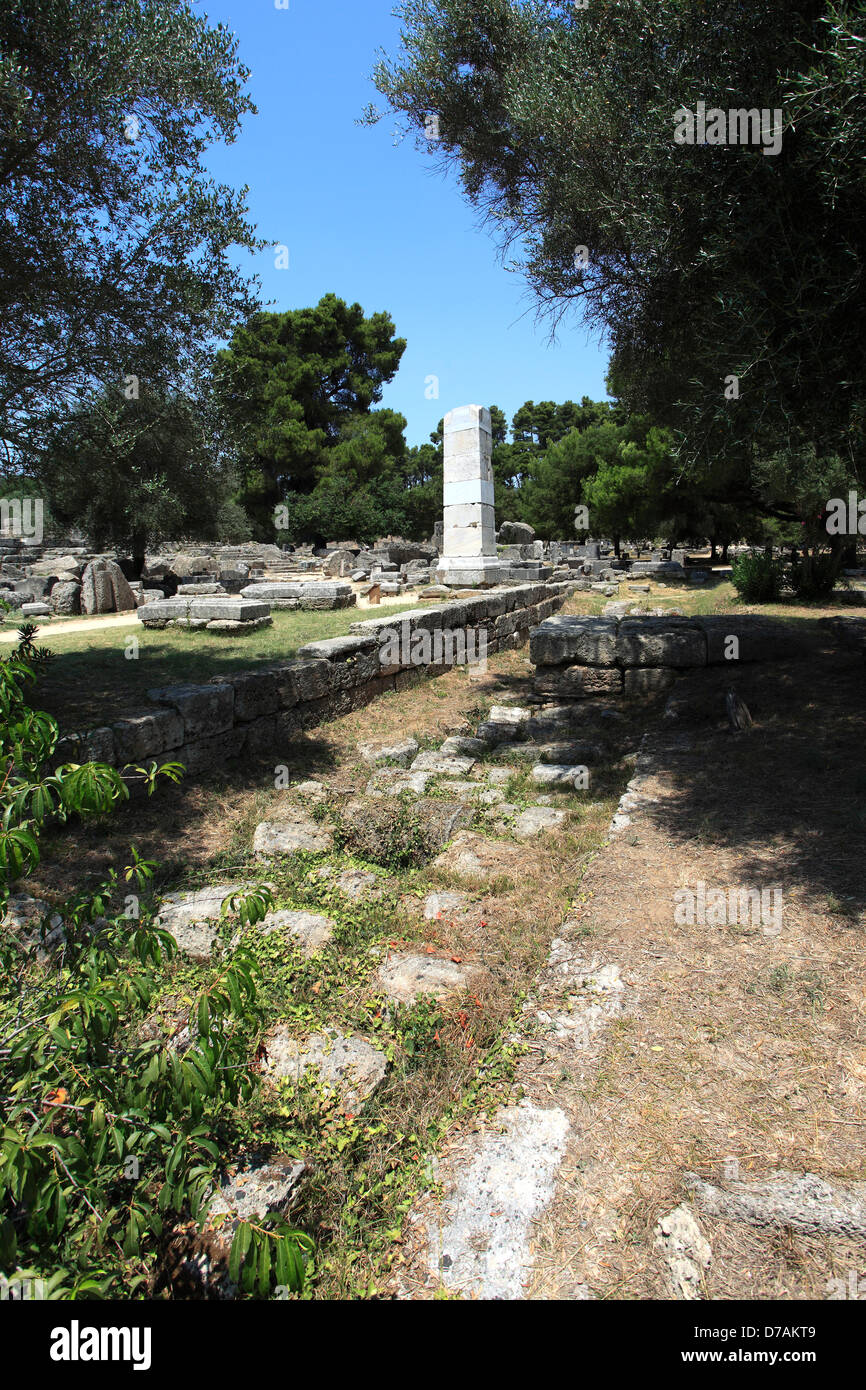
<box><xmin>55</xmin><ymin>582</ymin><xmax>576</xmax><ymax>776</ymax></box>
<box><xmin>530</xmin><ymin>614</ymin><xmax>818</xmax><ymax>701</ymax></box>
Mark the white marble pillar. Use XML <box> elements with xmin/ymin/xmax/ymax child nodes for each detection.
<box><xmin>435</xmin><ymin>404</ymin><xmax>502</xmax><ymax>586</ymax></box>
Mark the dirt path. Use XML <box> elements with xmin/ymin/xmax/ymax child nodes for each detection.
<box><xmin>399</xmin><ymin>644</ymin><xmax>866</xmax><ymax>1300</ymax></box>
<box><xmin>0</xmin><ymin>613</ymin><xmax>139</xmax><ymax>642</ymax></box>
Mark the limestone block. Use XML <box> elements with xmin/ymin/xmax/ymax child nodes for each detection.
<box><xmin>616</xmin><ymin>618</ymin><xmax>706</xmax><ymax>668</ymax></box>
<box><xmin>258</xmin><ymin>908</ymin><xmax>334</xmax><ymax>956</ymax></box>
<box><xmin>212</xmin><ymin>670</ymin><xmax>279</xmax><ymax>722</ymax></box>
<box><xmin>272</xmin><ymin>658</ymin><xmax>330</xmax><ymax>707</ymax></box>
<box><xmin>263</xmin><ymin>1026</ymin><xmax>387</xmax><ymax>1111</ymax></box>
<box><xmin>112</xmin><ymin>708</ymin><xmax>185</xmax><ymax>762</ymax></box>
<box><xmin>80</xmin><ymin>558</ymin><xmax>137</xmax><ymax>614</ymax></box>
<box><xmin>533</xmin><ymin>666</ymin><xmax>623</xmax><ymax>698</ymax></box>
<box><xmin>178</xmin><ymin>727</ymin><xmax>247</xmax><ymax>773</ymax></box>
<box><xmin>376</xmin><ymin>952</ymin><xmax>479</xmax><ymax>1005</ymax></box>
<box><xmin>253</xmin><ymin>815</ymin><xmax>333</xmax><ymax>857</ymax></box>
<box><xmin>529</xmin><ymin>617</ymin><xmax>619</xmax><ymax>667</ymax></box>
<box><xmin>49</xmin><ymin>580</ymin><xmax>81</xmax><ymax>615</ymax></box>
<box><xmin>624</xmin><ymin>668</ymin><xmax>676</xmax><ymax>698</ymax></box>
<box><xmin>147</xmin><ymin>682</ymin><xmax>235</xmax><ymax>740</ymax></box>
<box><xmin>700</xmin><ymin>616</ymin><xmax>807</xmax><ymax>665</ymax></box>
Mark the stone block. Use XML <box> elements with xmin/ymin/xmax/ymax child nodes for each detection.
<box><xmin>533</xmin><ymin>666</ymin><xmax>623</xmax><ymax>698</ymax></box>
<box><xmin>137</xmin><ymin>597</ymin><xmax>270</xmax><ymax>624</ymax></box>
<box><xmin>410</xmin><ymin>751</ymin><xmax>476</xmax><ymax>776</ymax></box>
<box><xmin>700</xmin><ymin>616</ymin><xmax>807</xmax><ymax>665</ymax></box>
<box><xmin>148</xmin><ymin>682</ymin><xmax>235</xmax><ymax>740</ymax></box>
<box><xmin>253</xmin><ymin>815</ymin><xmax>333</xmax><ymax>857</ymax></box>
<box><xmin>49</xmin><ymin>580</ymin><xmax>81</xmax><ymax>615</ymax></box>
<box><xmin>262</xmin><ymin>1026</ymin><xmax>387</xmax><ymax>1111</ymax></box>
<box><xmin>271</xmin><ymin>658</ymin><xmax>329</xmax><ymax>707</ymax></box>
<box><xmin>178</xmin><ymin>727</ymin><xmax>247</xmax><ymax>773</ymax></box>
<box><xmin>616</xmin><ymin>618</ymin><xmax>706</xmax><ymax>668</ymax></box>
<box><xmin>244</xmin><ymin>715</ymin><xmax>278</xmax><ymax>755</ymax></box>
<box><xmin>212</xmin><ymin>670</ymin><xmax>279</xmax><ymax>722</ymax></box>
<box><xmin>112</xmin><ymin>708</ymin><xmax>185</xmax><ymax>763</ymax></box>
<box><xmin>376</xmin><ymin>952</ymin><xmax>479</xmax><ymax>1005</ymax></box>
<box><xmin>156</xmin><ymin>882</ymin><xmax>250</xmax><ymax>961</ymax></box>
<box><xmin>530</xmin><ymin>617</ymin><xmax>619</xmax><ymax>667</ymax></box>
<box><xmin>624</xmin><ymin>668</ymin><xmax>677</xmax><ymax>699</ymax></box>
<box><xmin>358</xmin><ymin>737</ymin><xmax>419</xmax><ymax>766</ymax></box>
<box><xmin>259</xmin><ymin>908</ymin><xmax>334</xmax><ymax>956</ymax></box>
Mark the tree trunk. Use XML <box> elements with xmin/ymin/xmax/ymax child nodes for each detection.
<box><xmin>131</xmin><ymin>531</ymin><xmax>147</xmax><ymax>580</ymax></box>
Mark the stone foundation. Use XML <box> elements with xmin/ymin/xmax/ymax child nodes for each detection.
<box><xmin>530</xmin><ymin>613</ymin><xmax>818</xmax><ymax>701</ymax></box>
<box><xmin>54</xmin><ymin>581</ymin><xmax>576</xmax><ymax>777</ymax></box>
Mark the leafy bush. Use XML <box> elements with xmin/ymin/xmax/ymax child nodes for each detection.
<box><xmin>787</xmin><ymin>549</ymin><xmax>842</xmax><ymax>600</ymax></box>
<box><xmin>0</xmin><ymin>644</ymin><xmax>312</xmax><ymax>1298</ymax></box>
<box><xmin>731</xmin><ymin>550</ymin><xmax>785</xmax><ymax>603</ymax></box>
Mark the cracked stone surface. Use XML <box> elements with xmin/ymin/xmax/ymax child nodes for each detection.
<box><xmin>513</xmin><ymin>806</ymin><xmax>566</xmax><ymax>838</ymax></box>
<box><xmin>376</xmin><ymin>951</ymin><xmax>477</xmax><ymax>1005</ymax></box>
<box><xmin>336</xmin><ymin>869</ymin><xmax>381</xmax><ymax>900</ymax></box>
<box><xmin>156</xmin><ymin>882</ymin><xmax>251</xmax><ymax>961</ymax></box>
<box><xmin>478</xmin><ymin>788</ymin><xmax>505</xmax><ymax>806</ymax></box>
<box><xmin>654</xmin><ymin>1204</ymin><xmax>712</xmax><ymax>1299</ymax></box>
<box><xmin>2</xmin><ymin>893</ymin><xmax>65</xmax><ymax>957</ymax></box>
<box><xmin>262</xmin><ymin>1026</ymin><xmax>388</xmax><ymax>1112</ymax></box>
<box><xmin>365</xmin><ymin>768</ymin><xmax>431</xmax><ymax>797</ymax></box>
<box><xmin>294</xmin><ymin>779</ymin><xmax>326</xmax><ymax>802</ymax></box>
<box><xmin>259</xmin><ymin>908</ymin><xmax>335</xmax><ymax>955</ymax></box>
<box><xmin>433</xmin><ymin>832</ymin><xmax>523</xmax><ymax>881</ymax></box>
<box><xmin>533</xmin><ymin>960</ymin><xmax>626</xmax><ymax>1048</ymax></box>
<box><xmin>410</xmin><ymin>751</ymin><xmax>477</xmax><ymax>777</ymax></box>
<box><xmin>439</xmin><ymin>736</ymin><xmax>488</xmax><ymax>756</ymax></box>
<box><xmin>423</xmin><ymin>890</ymin><xmax>469</xmax><ymax>920</ymax></box>
<box><xmin>418</xmin><ymin>1102</ymin><xmax>570</xmax><ymax>1299</ymax></box>
<box><xmin>531</xmin><ymin>764</ymin><xmax>589</xmax><ymax>789</ymax></box>
<box><xmin>684</xmin><ymin>1172</ymin><xmax>866</xmax><ymax>1240</ymax></box>
<box><xmin>358</xmin><ymin>737</ymin><xmax>419</xmax><ymax>767</ymax></box>
<box><xmin>445</xmin><ymin>780</ymin><xmax>486</xmax><ymax>799</ymax></box>
<box><xmin>209</xmin><ymin>1156</ymin><xmax>307</xmax><ymax>1226</ymax></box>
<box><xmin>253</xmin><ymin>815</ymin><xmax>333</xmax><ymax>857</ymax></box>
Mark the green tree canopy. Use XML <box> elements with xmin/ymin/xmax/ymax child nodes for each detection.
<box><xmin>36</xmin><ymin>387</ymin><xmax>235</xmax><ymax>572</ymax></box>
<box><xmin>0</xmin><ymin>0</ymin><xmax>260</xmax><ymax>458</ymax></box>
<box><xmin>215</xmin><ymin>296</ymin><xmax>407</xmax><ymax>535</ymax></box>
<box><xmin>371</xmin><ymin>0</ymin><xmax>866</xmax><ymax>505</ymax></box>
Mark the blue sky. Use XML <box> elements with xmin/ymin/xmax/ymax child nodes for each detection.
<box><xmin>202</xmin><ymin>0</ymin><xmax>611</xmax><ymax>446</ymax></box>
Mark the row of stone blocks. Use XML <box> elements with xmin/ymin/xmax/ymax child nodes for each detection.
<box><xmin>531</xmin><ymin>614</ymin><xmax>816</xmax><ymax>699</ymax></box>
<box><xmin>55</xmin><ymin>582</ymin><xmax>575</xmax><ymax>776</ymax></box>
<box><xmin>136</xmin><ymin>582</ymin><xmax>356</xmax><ymax>628</ymax></box>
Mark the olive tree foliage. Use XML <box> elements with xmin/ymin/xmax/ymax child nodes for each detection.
<box><xmin>0</xmin><ymin>0</ymin><xmax>261</xmax><ymax>462</ymax></box>
<box><xmin>35</xmin><ymin>386</ymin><xmax>240</xmax><ymax>574</ymax></box>
<box><xmin>368</xmin><ymin>1</ymin><xmax>866</xmax><ymax>504</ymax></box>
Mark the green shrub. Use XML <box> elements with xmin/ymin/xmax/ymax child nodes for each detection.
<box><xmin>731</xmin><ymin>550</ymin><xmax>785</xmax><ymax>603</ymax></box>
<box><xmin>787</xmin><ymin>550</ymin><xmax>842</xmax><ymax>601</ymax></box>
<box><xmin>0</xmin><ymin>642</ymin><xmax>312</xmax><ymax>1298</ymax></box>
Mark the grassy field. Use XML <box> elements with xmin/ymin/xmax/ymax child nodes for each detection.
<box><xmin>29</xmin><ymin>604</ymin><xmax>417</xmax><ymax>732</ymax></box>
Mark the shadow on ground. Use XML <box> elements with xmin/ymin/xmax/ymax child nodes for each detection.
<box><xmin>635</xmin><ymin>638</ymin><xmax>866</xmax><ymax>918</ymax></box>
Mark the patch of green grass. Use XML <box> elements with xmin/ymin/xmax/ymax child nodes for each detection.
<box><xmin>31</xmin><ymin>606</ymin><xmax>418</xmax><ymax>732</ymax></box>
